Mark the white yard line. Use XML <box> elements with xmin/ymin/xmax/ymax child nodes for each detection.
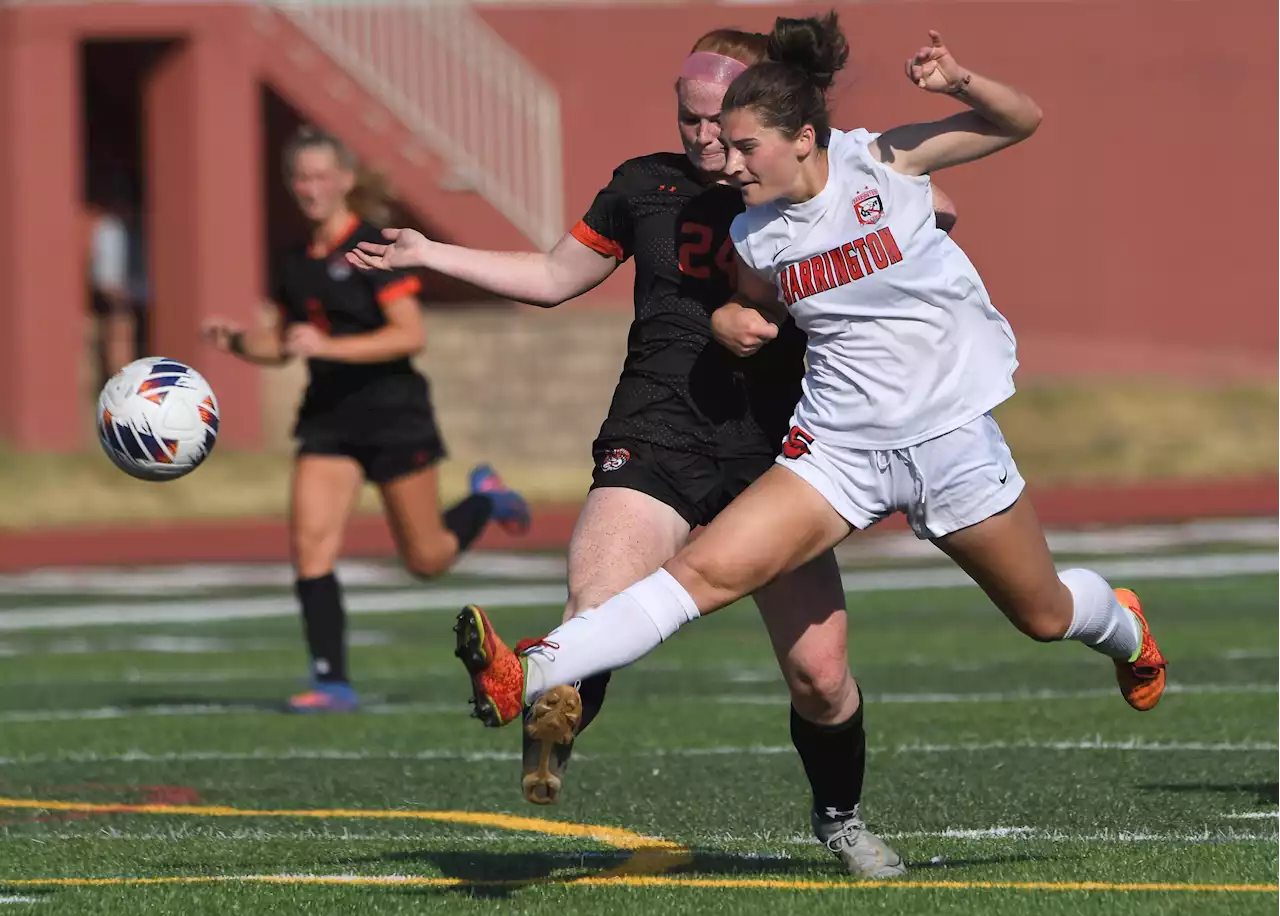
<box><xmin>1</xmin><ymin>682</ymin><xmax>1273</xmax><ymax>725</ymax></box>
<box><xmin>0</xmin><ymin>701</ymin><xmax>462</xmax><ymax>724</ymax></box>
<box><xmin>0</xmin><ymin>551</ymin><xmax>1274</xmax><ymax>633</ymax></box>
<box><xmin>0</xmin><ymin>553</ymin><xmax>571</xmax><ymax>594</ymax></box>
<box><xmin>1</xmin><ymin>738</ymin><xmax>1274</xmax><ymax>766</ymax></box>
<box><xmin>0</xmin><ymin>748</ymin><xmax>524</xmax><ymax>765</ymax></box>
<box><xmin>716</xmin><ymin>682</ymin><xmax>1278</xmax><ymax>706</ymax></box>
<box><xmin>882</xmin><ymin>738</ymin><xmax>1280</xmax><ymax>752</ymax></box>
<box><xmin>0</xmin><ymin>584</ymin><xmax>569</xmax><ymax>632</ymax></box>
<box><xmin>882</xmin><ymin>827</ymin><xmax>1277</xmax><ymax>844</ymax></box>
<box><xmin>0</xmin><ymin>828</ymin><xmax>1271</xmax><ymax>846</ymax></box>
<box><xmin>0</xmin><ymin>630</ymin><xmax>393</xmax><ymax>661</ymax></box>
<box><xmin>838</xmin><ymin>551</ymin><xmax>1279</xmax><ymax>594</ymax></box>
<box><xmin>1</xmin><ymin>519</ymin><xmax>1271</xmax><ymax>596</ymax></box>
<box><xmin>0</xmin><ymin>664</ymin><xmax>471</xmax><ymax>685</ymax></box>
<box><xmin>837</xmin><ymin>518</ymin><xmax>1278</xmax><ymax>564</ymax></box>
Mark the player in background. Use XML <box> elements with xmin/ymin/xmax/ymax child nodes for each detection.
<box><xmin>452</xmin><ymin>11</ymin><xmax>1168</xmax><ymax>843</ymax></box>
<box><xmin>203</xmin><ymin>127</ymin><xmax>529</xmax><ymax>714</ymax></box>
<box><xmin>350</xmin><ymin>29</ymin><xmax>959</xmax><ymax>878</ymax></box>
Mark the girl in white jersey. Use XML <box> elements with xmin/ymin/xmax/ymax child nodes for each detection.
<box><xmin>455</xmin><ymin>11</ymin><xmax>1168</xmax><ymax>864</ymax></box>
<box><xmin>352</xmin><ymin>27</ymin><xmax>963</xmax><ymax>878</ymax></box>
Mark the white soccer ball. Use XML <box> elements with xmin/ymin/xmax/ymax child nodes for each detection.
<box><xmin>97</xmin><ymin>357</ymin><xmax>220</xmax><ymax>482</ymax></box>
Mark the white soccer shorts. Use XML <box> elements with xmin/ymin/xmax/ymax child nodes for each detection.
<box><xmin>776</xmin><ymin>412</ymin><xmax>1026</xmax><ymax>539</ymax></box>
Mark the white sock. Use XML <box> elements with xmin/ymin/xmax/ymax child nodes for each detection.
<box><xmin>522</xmin><ymin>568</ymin><xmax>700</xmax><ymax>704</ymax></box>
<box><xmin>1060</xmin><ymin>568</ymin><xmax>1142</xmax><ymax>661</ymax></box>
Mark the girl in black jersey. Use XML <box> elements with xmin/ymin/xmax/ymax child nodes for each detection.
<box><xmin>350</xmin><ymin>35</ymin><xmax>954</xmax><ymax>877</ymax></box>
<box><xmin>203</xmin><ymin>128</ymin><xmax>529</xmax><ymax>713</ymax></box>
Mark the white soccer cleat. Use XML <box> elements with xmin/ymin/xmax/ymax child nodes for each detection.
<box><xmin>812</xmin><ymin>807</ymin><xmax>907</xmax><ymax>879</ymax></box>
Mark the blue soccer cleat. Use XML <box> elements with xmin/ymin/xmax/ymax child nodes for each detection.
<box><xmin>468</xmin><ymin>464</ymin><xmax>531</xmax><ymax>535</ymax></box>
<box><xmin>286</xmin><ymin>680</ymin><xmax>360</xmax><ymax>714</ymax></box>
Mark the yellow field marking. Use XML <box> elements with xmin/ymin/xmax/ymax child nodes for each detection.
<box><xmin>0</xmin><ymin>874</ymin><xmax>1275</xmax><ymax>894</ymax></box>
<box><xmin>0</xmin><ymin>798</ymin><xmax>1271</xmax><ymax>895</ymax></box>
<box><xmin>0</xmin><ymin>798</ymin><xmax>679</xmax><ymax>852</ymax></box>
<box><xmin>594</xmin><ymin>847</ymin><xmax>694</xmax><ymax>880</ymax></box>
<box><xmin>0</xmin><ymin>796</ymin><xmax>691</xmax><ymax>882</ymax></box>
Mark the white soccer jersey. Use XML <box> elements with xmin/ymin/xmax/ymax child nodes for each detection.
<box><xmin>731</xmin><ymin>128</ymin><xmax>1018</xmax><ymax>450</ymax></box>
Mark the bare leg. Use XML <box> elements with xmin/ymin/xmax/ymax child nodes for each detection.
<box><xmin>521</xmin><ymin>486</ymin><xmax>690</xmax><ymax>804</ymax></box>
<box><xmin>520</xmin><ymin>466</ymin><xmax>851</xmax><ymax>699</ymax></box>
<box><xmin>379</xmin><ymin>464</ymin><xmax>461</xmax><ymax>578</ymax></box>
<box><xmin>289</xmin><ymin>455</ymin><xmax>363</xmax><ymax>693</ymax></box>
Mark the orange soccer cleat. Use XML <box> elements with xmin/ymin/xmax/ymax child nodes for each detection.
<box><xmin>453</xmin><ymin>604</ymin><xmax>528</xmax><ymax>727</ymax></box>
<box><xmin>1113</xmin><ymin>588</ymin><xmax>1167</xmax><ymax>711</ymax></box>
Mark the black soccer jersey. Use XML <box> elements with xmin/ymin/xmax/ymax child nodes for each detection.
<box><xmin>272</xmin><ymin>216</ymin><xmax>434</xmax><ymax>441</ymax></box>
<box><xmin>572</xmin><ymin>154</ymin><xmax>806</xmax><ymax>458</ymax></box>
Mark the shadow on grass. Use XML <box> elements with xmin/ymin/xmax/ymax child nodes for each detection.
<box><xmin>350</xmin><ymin>845</ymin><xmax>1061</xmax><ymax>900</ymax></box>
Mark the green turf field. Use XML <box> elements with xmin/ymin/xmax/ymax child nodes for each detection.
<box><xmin>0</xmin><ymin>559</ymin><xmax>1275</xmax><ymax>914</ymax></box>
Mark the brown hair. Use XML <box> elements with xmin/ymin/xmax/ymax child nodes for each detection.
<box><xmin>282</xmin><ymin>125</ymin><xmax>391</xmax><ymax>226</ymax></box>
<box><xmin>721</xmin><ymin>11</ymin><xmax>850</xmax><ymax>145</ymax></box>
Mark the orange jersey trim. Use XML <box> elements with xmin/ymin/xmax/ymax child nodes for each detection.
<box><xmin>308</xmin><ymin>213</ymin><xmax>362</xmax><ymax>259</ymax></box>
<box><xmin>571</xmin><ymin>220</ymin><xmax>624</xmax><ymax>261</ymax></box>
<box><xmin>376</xmin><ymin>274</ymin><xmax>423</xmax><ymax>306</ymax></box>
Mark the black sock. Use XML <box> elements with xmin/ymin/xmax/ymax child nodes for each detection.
<box><xmin>790</xmin><ymin>690</ymin><xmax>866</xmax><ymax>820</ymax></box>
<box><xmin>296</xmin><ymin>573</ymin><xmax>348</xmax><ymax>684</ymax></box>
<box><xmin>576</xmin><ymin>672</ymin><xmax>612</xmax><ymax>734</ymax></box>
<box><xmin>443</xmin><ymin>494</ymin><xmax>494</xmax><ymax>552</ymax></box>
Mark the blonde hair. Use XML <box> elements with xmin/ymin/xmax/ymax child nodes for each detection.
<box><xmin>283</xmin><ymin>125</ymin><xmax>391</xmax><ymax>226</ymax></box>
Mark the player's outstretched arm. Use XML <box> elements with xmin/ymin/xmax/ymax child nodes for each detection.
<box><xmin>202</xmin><ymin>316</ymin><xmax>289</xmax><ymax>366</ymax></box>
<box><xmin>873</xmin><ymin>30</ymin><xmax>1042</xmax><ymax>177</ymax></box>
<box><xmin>347</xmin><ymin>228</ymin><xmax>617</xmax><ymax>308</ymax></box>
<box><xmin>283</xmin><ymin>295</ymin><xmax>425</xmax><ymax>364</ymax></box>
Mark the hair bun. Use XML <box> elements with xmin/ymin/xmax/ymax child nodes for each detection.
<box><xmin>767</xmin><ymin>11</ymin><xmax>849</xmax><ymax>92</ymax></box>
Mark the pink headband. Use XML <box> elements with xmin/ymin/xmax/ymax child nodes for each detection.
<box><xmin>679</xmin><ymin>51</ymin><xmax>748</xmax><ymax>85</ymax></box>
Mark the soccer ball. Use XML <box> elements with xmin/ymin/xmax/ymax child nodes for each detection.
<box><xmin>97</xmin><ymin>357</ymin><xmax>220</xmax><ymax>482</ymax></box>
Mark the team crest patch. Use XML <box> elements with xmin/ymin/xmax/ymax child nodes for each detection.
<box><xmin>781</xmin><ymin>426</ymin><xmax>814</xmax><ymax>460</ymax></box>
<box><xmin>327</xmin><ymin>258</ymin><xmax>353</xmax><ymax>282</ymax></box>
<box><xmin>853</xmin><ymin>187</ymin><xmax>883</xmax><ymax>226</ymax></box>
<box><xmin>600</xmin><ymin>448</ymin><xmax>630</xmax><ymax>472</ymax></box>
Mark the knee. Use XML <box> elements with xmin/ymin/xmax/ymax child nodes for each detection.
<box><xmin>401</xmin><ymin>539</ymin><xmax>457</xmax><ymax>579</ymax></box>
<box><xmin>785</xmin><ymin>657</ymin><xmax>856</xmax><ymax>723</ymax></box>
<box><xmin>1008</xmin><ymin>603</ymin><xmax>1070</xmax><ymax>639</ymax></box>
<box><xmin>564</xmin><ymin>579</ymin><xmax>613</xmax><ymax>620</ymax></box>
<box><xmin>292</xmin><ymin>528</ymin><xmax>341</xmax><ymax>580</ymax></box>
<box><xmin>666</xmin><ymin>551</ymin><xmax>744</xmax><ymax>608</ymax></box>
<box><xmin>562</xmin><ymin>576</ymin><xmax>645</xmax><ymax>622</ymax></box>
<box><xmin>1020</xmin><ymin>617</ymin><xmax>1068</xmax><ymax>643</ymax></box>
<box><xmin>563</xmin><ymin>592</ymin><xmax>591</xmax><ymax>622</ymax></box>
<box><xmin>1011</xmin><ymin>590</ymin><xmax>1073</xmax><ymax>642</ymax></box>
<box><xmin>562</xmin><ymin>574</ymin><xmax>616</xmax><ymax>621</ymax></box>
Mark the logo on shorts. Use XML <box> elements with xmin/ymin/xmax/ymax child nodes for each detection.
<box><xmin>853</xmin><ymin>187</ymin><xmax>884</xmax><ymax>226</ymax></box>
<box><xmin>781</xmin><ymin>426</ymin><xmax>815</xmax><ymax>460</ymax></box>
<box><xmin>327</xmin><ymin>258</ymin><xmax>352</xmax><ymax>282</ymax></box>
<box><xmin>600</xmin><ymin>448</ymin><xmax>630</xmax><ymax>472</ymax></box>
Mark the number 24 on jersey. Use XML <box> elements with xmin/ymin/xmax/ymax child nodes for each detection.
<box><xmin>678</xmin><ymin>222</ymin><xmax>736</xmax><ymax>283</ymax></box>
